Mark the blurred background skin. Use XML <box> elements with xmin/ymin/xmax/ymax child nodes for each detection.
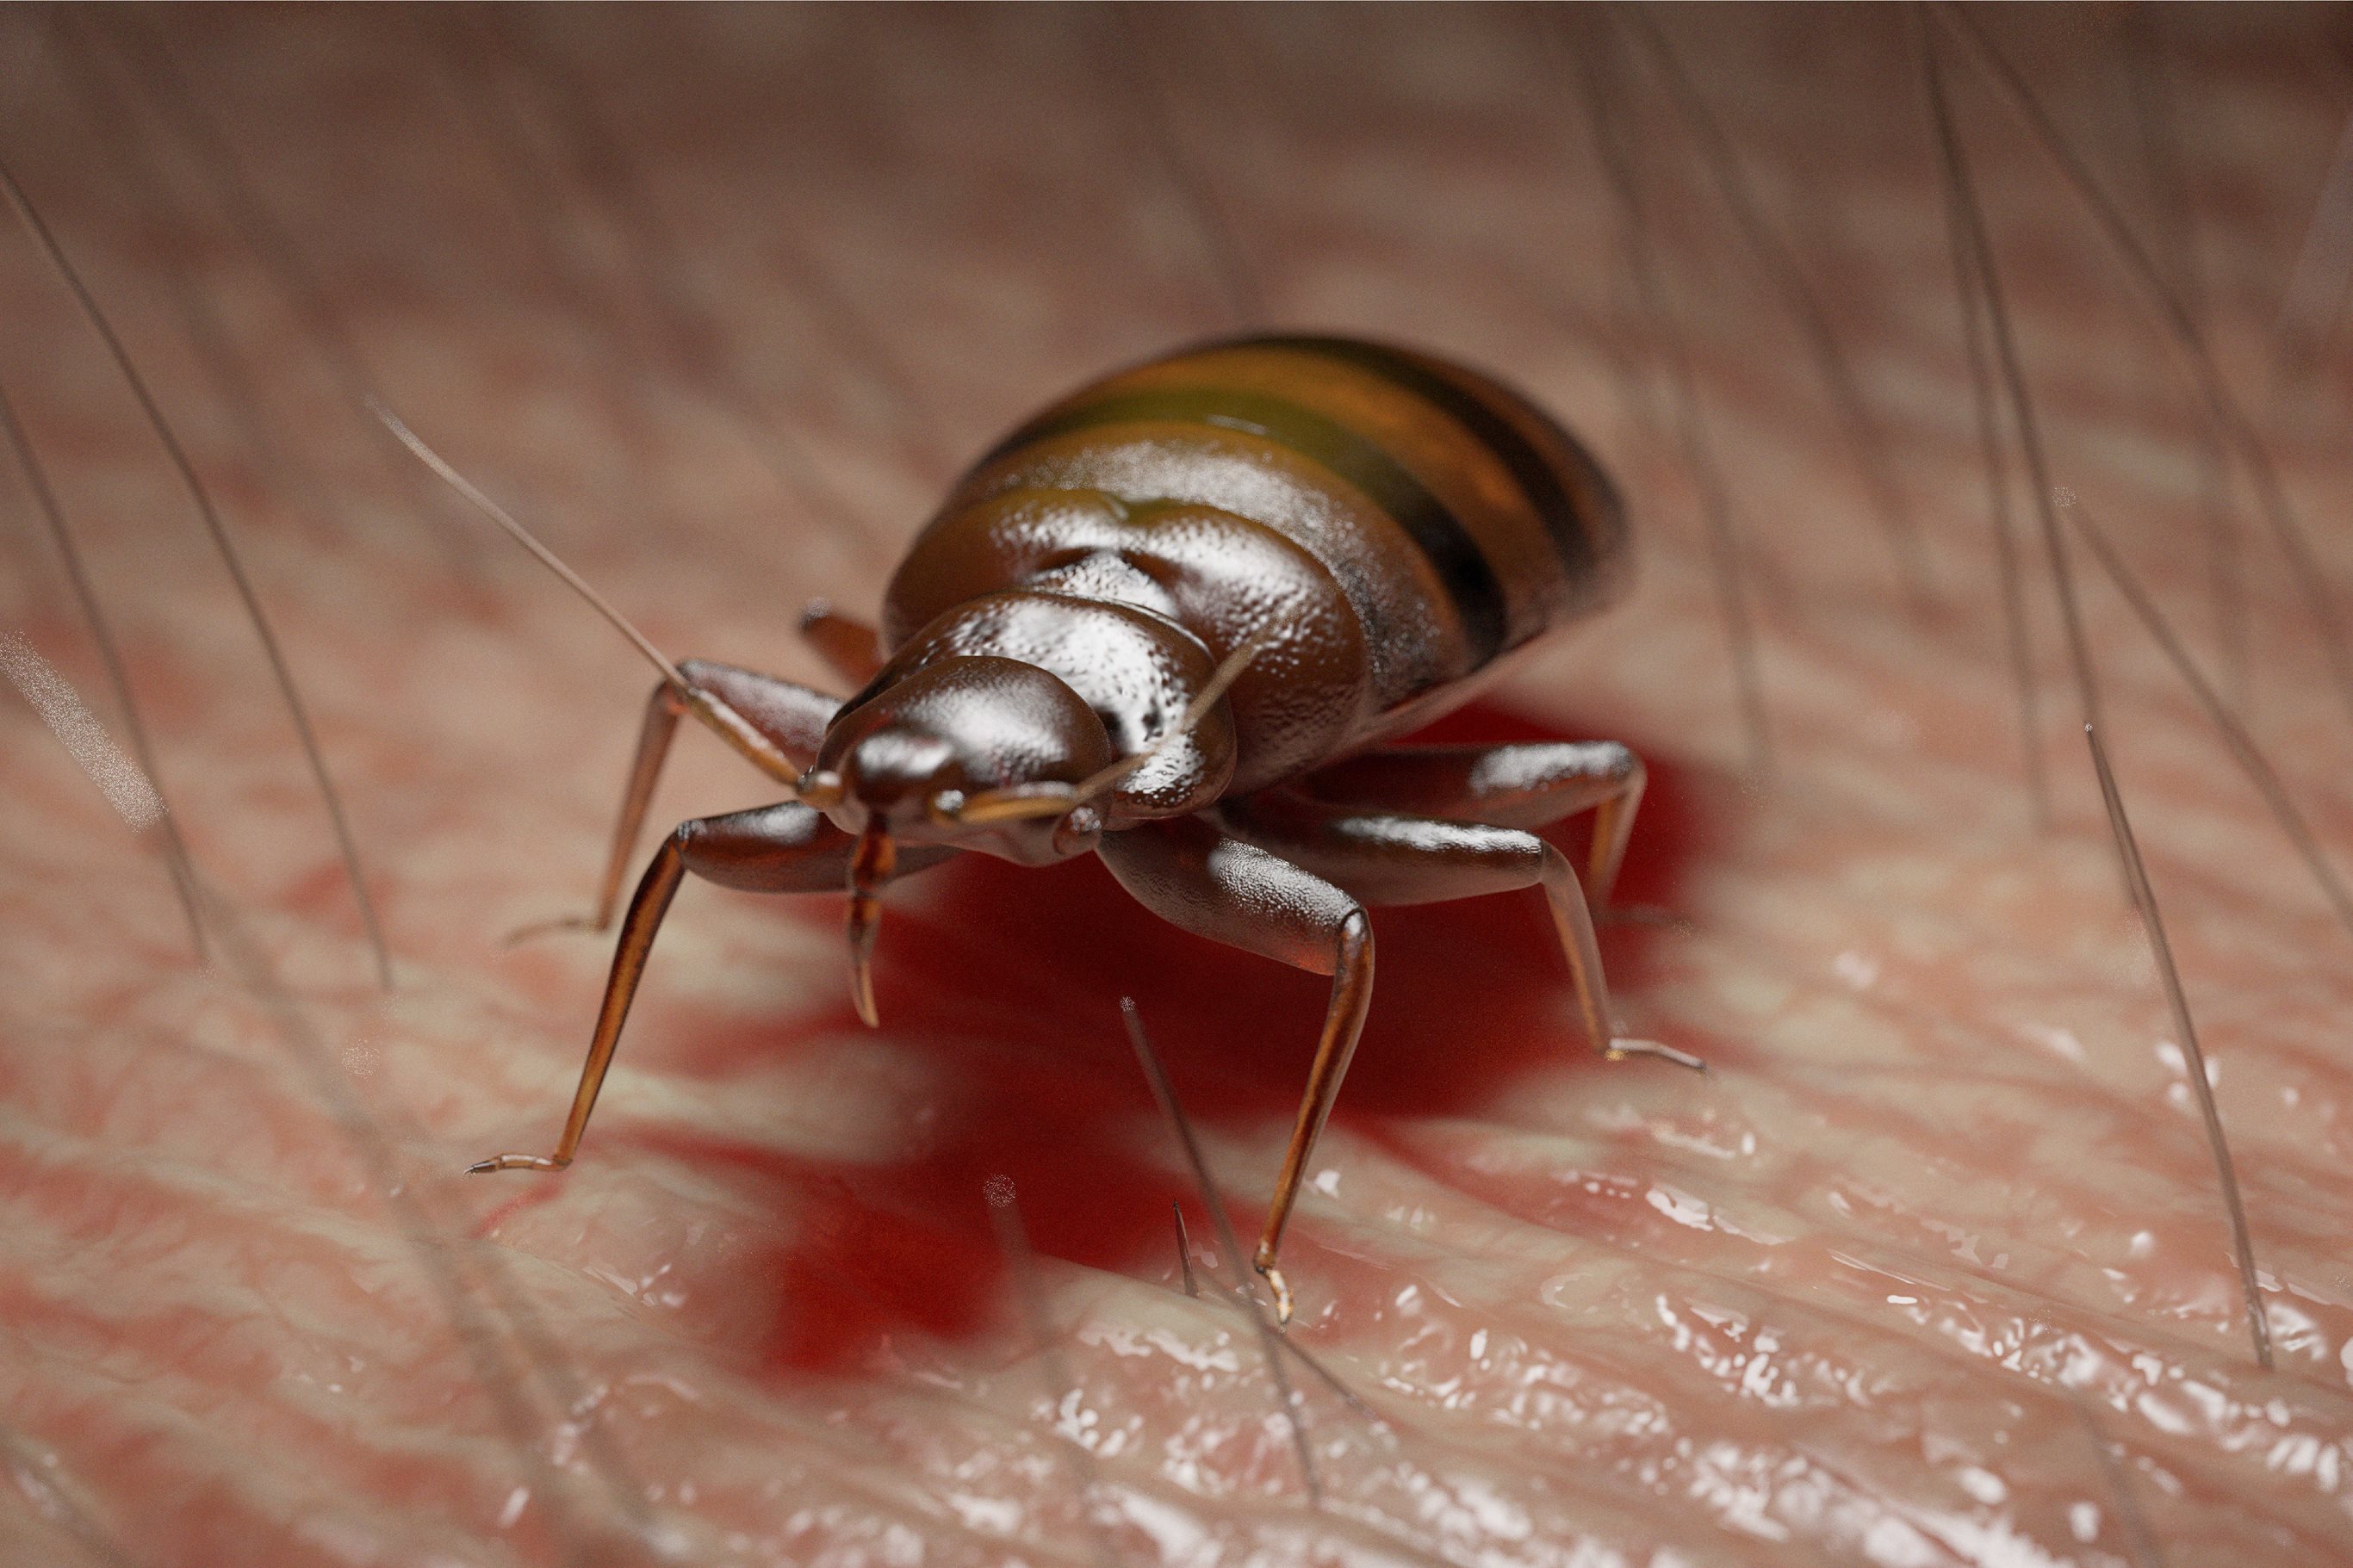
<box><xmin>1</xmin><ymin>3</ymin><xmax>2350</xmax><ymax>1564</ymax></box>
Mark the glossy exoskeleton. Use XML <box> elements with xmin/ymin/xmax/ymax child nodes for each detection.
<box><xmin>475</xmin><ymin>334</ymin><xmax>1697</xmax><ymax>1322</ymax></box>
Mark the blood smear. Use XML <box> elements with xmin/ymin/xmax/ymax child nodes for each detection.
<box><xmin>0</xmin><ymin>629</ymin><xmax>165</xmax><ymax>833</ymax></box>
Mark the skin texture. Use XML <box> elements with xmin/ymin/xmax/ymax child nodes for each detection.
<box><xmin>2</xmin><ymin>4</ymin><xmax>2351</xmax><ymax>1565</ymax></box>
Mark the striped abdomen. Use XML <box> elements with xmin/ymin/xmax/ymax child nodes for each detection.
<box><xmin>883</xmin><ymin>335</ymin><xmax>1628</xmax><ymax>794</ymax></box>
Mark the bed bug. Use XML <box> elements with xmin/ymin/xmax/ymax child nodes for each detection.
<box><xmin>443</xmin><ymin>333</ymin><xmax>1703</xmax><ymax>1323</ymax></box>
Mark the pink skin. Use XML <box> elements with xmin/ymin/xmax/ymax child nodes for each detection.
<box><xmin>2</xmin><ymin>6</ymin><xmax>2351</xmax><ymax>1565</ymax></box>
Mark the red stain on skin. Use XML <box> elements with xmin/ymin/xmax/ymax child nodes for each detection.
<box><xmin>610</xmin><ymin>703</ymin><xmax>1721</xmax><ymax>1372</ymax></box>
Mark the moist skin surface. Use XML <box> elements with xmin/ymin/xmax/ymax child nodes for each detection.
<box><xmin>1</xmin><ymin>8</ymin><xmax>2349</xmax><ymax>1565</ymax></box>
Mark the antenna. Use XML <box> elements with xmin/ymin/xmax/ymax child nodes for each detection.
<box><xmin>372</xmin><ymin>401</ymin><xmax>685</xmax><ymax>691</ymax></box>
<box><xmin>377</xmin><ymin>402</ymin><xmax>821</xmax><ymax>794</ymax></box>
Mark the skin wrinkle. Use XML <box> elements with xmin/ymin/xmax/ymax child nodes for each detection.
<box><xmin>1205</xmin><ymin>1256</ymin><xmax>1888</xmax><ymax>1561</ymax></box>
<box><xmin>500</xmin><ymin>1143</ymin><xmax>1385</xmax><ymax>1558</ymax></box>
<box><xmin>1</xmin><ymin>715</ymin><xmax>644</xmax><ymax>1559</ymax></box>
<box><xmin>2</xmin><ymin>4</ymin><xmax>2350</xmax><ymax>1565</ymax></box>
<box><xmin>1603</xmin><ymin>887</ymin><xmax>2337</xmax><ymax>1289</ymax></box>
<box><xmin>0</xmin><ymin>1413</ymin><xmax>145</xmax><ymax>1568</ymax></box>
<box><xmin>984</xmin><ymin>1189</ymin><xmax>1127</xmax><ymax>1568</ymax></box>
<box><xmin>177</xmin><ymin>885</ymin><xmax>649</xmax><ymax>1559</ymax></box>
<box><xmin>5</xmin><ymin>902</ymin><xmax>668</xmax><ymax>1554</ymax></box>
<box><xmin>1368</xmin><ymin>1112</ymin><xmax>2275</xmax><ymax>1427</ymax></box>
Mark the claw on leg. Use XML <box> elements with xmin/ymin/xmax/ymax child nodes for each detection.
<box><xmin>1605</xmin><ymin>1036</ymin><xmax>1708</xmax><ymax>1072</ymax></box>
<box><xmin>1254</xmin><ymin>1246</ymin><xmax>1295</xmax><ymax>1327</ymax></box>
<box><xmin>846</xmin><ymin>826</ymin><xmax>893</xmax><ymax>1028</ymax></box>
<box><xmin>846</xmin><ymin>895</ymin><xmax>881</xmax><ymax>1028</ymax></box>
<box><xmin>468</xmin><ymin>1152</ymin><xmax>572</xmax><ymax>1174</ymax></box>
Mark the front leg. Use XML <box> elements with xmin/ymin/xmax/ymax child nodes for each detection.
<box><xmin>475</xmin><ymin>802</ymin><xmax>953</xmax><ymax>1174</ymax></box>
<box><xmin>520</xmin><ymin>660</ymin><xmax>841</xmax><ymax>940</ymax></box>
<box><xmin>1096</xmin><ymin>815</ymin><xmax>1372</xmax><ymax>1325</ymax></box>
<box><xmin>1297</xmin><ymin>739</ymin><xmax>1646</xmax><ymax>907</ymax></box>
<box><xmin>1223</xmin><ymin>790</ymin><xmax>1704</xmax><ymax>1073</ymax></box>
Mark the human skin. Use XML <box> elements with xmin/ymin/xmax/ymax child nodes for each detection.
<box><xmin>1</xmin><ymin>5</ymin><xmax>2350</xmax><ymax>1565</ymax></box>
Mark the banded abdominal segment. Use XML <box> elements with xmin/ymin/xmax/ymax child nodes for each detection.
<box><xmin>889</xmin><ymin>335</ymin><xmax>1630</xmax><ymax>778</ymax></box>
<box><xmin>1236</xmin><ymin>335</ymin><xmax>1631</xmax><ymax>624</ymax></box>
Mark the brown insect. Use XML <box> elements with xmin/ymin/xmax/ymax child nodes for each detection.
<box><xmin>408</xmin><ymin>334</ymin><xmax>1703</xmax><ymax>1323</ymax></box>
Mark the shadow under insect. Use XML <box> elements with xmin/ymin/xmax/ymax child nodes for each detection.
<box><xmin>610</xmin><ymin>702</ymin><xmax>1716</xmax><ymax>1373</ymax></box>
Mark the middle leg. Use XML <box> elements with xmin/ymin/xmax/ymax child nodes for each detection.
<box><xmin>1296</xmin><ymin>739</ymin><xmax>1648</xmax><ymax>908</ymax></box>
<box><xmin>1223</xmin><ymin>790</ymin><xmax>1704</xmax><ymax>1072</ymax></box>
<box><xmin>515</xmin><ymin>659</ymin><xmax>842</xmax><ymax>941</ymax></box>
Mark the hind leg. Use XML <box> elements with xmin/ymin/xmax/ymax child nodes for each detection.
<box><xmin>517</xmin><ymin>660</ymin><xmax>841</xmax><ymax>941</ymax></box>
<box><xmin>1296</xmin><ymin>740</ymin><xmax>1646</xmax><ymax>907</ymax></box>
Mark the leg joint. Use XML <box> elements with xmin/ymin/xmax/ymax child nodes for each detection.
<box><xmin>1338</xmin><ymin>905</ymin><xmax>1373</xmax><ymax>962</ymax></box>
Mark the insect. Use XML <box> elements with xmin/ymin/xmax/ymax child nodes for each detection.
<box><xmin>444</xmin><ymin>333</ymin><xmax>1704</xmax><ymax>1322</ymax></box>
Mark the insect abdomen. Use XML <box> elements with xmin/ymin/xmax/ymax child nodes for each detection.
<box><xmin>886</xmin><ymin>336</ymin><xmax>1628</xmax><ymax>780</ymax></box>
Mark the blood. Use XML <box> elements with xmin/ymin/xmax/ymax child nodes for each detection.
<box><xmin>621</xmin><ymin>702</ymin><xmax>1718</xmax><ymax>1373</ymax></box>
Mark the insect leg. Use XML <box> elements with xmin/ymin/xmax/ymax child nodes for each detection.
<box><xmin>1225</xmin><ymin>792</ymin><xmax>1704</xmax><ymax>1074</ymax></box>
<box><xmin>676</xmin><ymin>659</ymin><xmax>842</xmax><ymax>765</ymax></box>
<box><xmin>475</xmin><ymin>803</ymin><xmax>953</xmax><ymax>1174</ymax></box>
<box><xmin>798</xmin><ymin>603</ymin><xmax>885</xmax><ymax>686</ymax></box>
<box><xmin>518</xmin><ymin>660</ymin><xmax>840</xmax><ymax>940</ymax></box>
<box><xmin>1295</xmin><ymin>740</ymin><xmax>1647</xmax><ymax>907</ymax></box>
<box><xmin>1097</xmin><ymin>815</ymin><xmax>1372</xmax><ymax>1325</ymax></box>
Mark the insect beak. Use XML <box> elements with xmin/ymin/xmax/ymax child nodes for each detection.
<box><xmin>845</xmin><ymin>825</ymin><xmax>895</xmax><ymax>1027</ymax></box>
